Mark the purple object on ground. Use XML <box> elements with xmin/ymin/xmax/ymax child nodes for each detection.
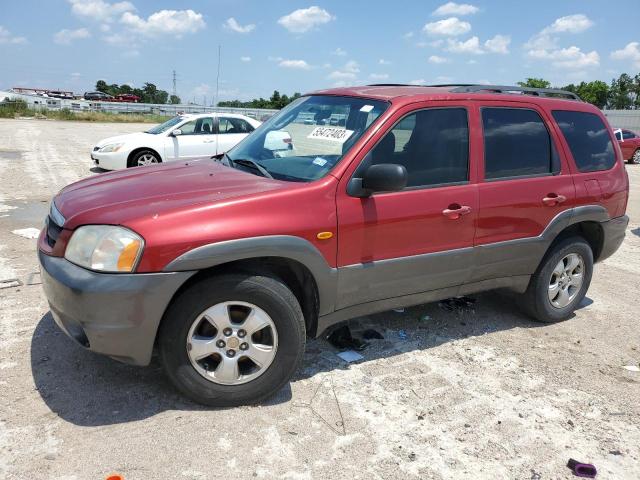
<box><xmin>567</xmin><ymin>459</ymin><xmax>597</xmax><ymax>478</ymax></box>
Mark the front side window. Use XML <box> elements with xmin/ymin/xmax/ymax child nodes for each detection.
<box><xmin>552</xmin><ymin>110</ymin><xmax>616</xmax><ymax>172</ymax></box>
<box><xmin>179</xmin><ymin>117</ymin><xmax>214</xmax><ymax>135</ymax></box>
<box><xmin>363</xmin><ymin>108</ymin><xmax>469</xmax><ymax>188</ymax></box>
<box><xmin>622</xmin><ymin>130</ymin><xmax>636</xmax><ymax>140</ymax></box>
<box><xmin>482</xmin><ymin>108</ymin><xmax>558</xmax><ymax>180</ymax></box>
<box><xmin>227</xmin><ymin>95</ymin><xmax>388</xmax><ymax>182</ymax></box>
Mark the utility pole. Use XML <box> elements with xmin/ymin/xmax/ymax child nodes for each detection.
<box><xmin>172</xmin><ymin>69</ymin><xmax>177</xmax><ymax>98</ymax></box>
<box><xmin>214</xmin><ymin>45</ymin><xmax>221</xmax><ymax>110</ymax></box>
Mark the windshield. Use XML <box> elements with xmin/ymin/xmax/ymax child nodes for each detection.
<box><xmin>146</xmin><ymin>116</ymin><xmax>186</xmax><ymax>134</ymax></box>
<box><xmin>226</xmin><ymin>95</ymin><xmax>388</xmax><ymax>182</ymax></box>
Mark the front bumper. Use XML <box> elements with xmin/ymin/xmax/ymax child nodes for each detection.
<box><xmin>91</xmin><ymin>149</ymin><xmax>128</xmax><ymax>170</ymax></box>
<box><xmin>39</xmin><ymin>250</ymin><xmax>195</xmax><ymax>365</ymax></box>
<box><xmin>598</xmin><ymin>214</ymin><xmax>629</xmax><ymax>262</ymax></box>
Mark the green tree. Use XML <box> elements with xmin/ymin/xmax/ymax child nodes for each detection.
<box><xmin>95</xmin><ymin>80</ymin><xmax>108</xmax><ymax>93</ymax></box>
<box><xmin>562</xmin><ymin>80</ymin><xmax>609</xmax><ymax>108</ymax></box>
<box><xmin>169</xmin><ymin>94</ymin><xmax>181</xmax><ymax>104</ymax></box>
<box><xmin>609</xmin><ymin>73</ymin><xmax>634</xmax><ymax>109</ymax></box>
<box><xmin>517</xmin><ymin>78</ymin><xmax>551</xmax><ymax>89</ymax></box>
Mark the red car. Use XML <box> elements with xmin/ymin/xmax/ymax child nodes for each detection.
<box><xmin>614</xmin><ymin>128</ymin><xmax>640</xmax><ymax>164</ymax></box>
<box><xmin>114</xmin><ymin>94</ymin><xmax>140</xmax><ymax>103</ymax></box>
<box><xmin>39</xmin><ymin>84</ymin><xmax>629</xmax><ymax>406</ymax></box>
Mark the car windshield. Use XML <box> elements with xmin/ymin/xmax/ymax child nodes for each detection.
<box><xmin>226</xmin><ymin>95</ymin><xmax>389</xmax><ymax>182</ymax></box>
<box><xmin>146</xmin><ymin>116</ymin><xmax>186</xmax><ymax>134</ymax></box>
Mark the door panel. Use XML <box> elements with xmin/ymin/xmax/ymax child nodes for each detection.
<box><xmin>164</xmin><ymin>117</ymin><xmax>216</xmax><ymax>160</ymax></box>
<box><xmin>336</xmin><ymin>103</ymin><xmax>479</xmax><ymax>309</ymax></box>
<box><xmin>473</xmin><ymin>101</ymin><xmax>576</xmax><ymax>281</ymax></box>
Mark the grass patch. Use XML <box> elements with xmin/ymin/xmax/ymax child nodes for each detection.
<box><xmin>0</xmin><ymin>100</ymin><xmax>171</xmax><ymax>123</ymax></box>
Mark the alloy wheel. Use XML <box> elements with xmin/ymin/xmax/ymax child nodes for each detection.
<box><xmin>548</xmin><ymin>253</ymin><xmax>584</xmax><ymax>309</ymax></box>
<box><xmin>137</xmin><ymin>153</ymin><xmax>158</xmax><ymax>166</ymax></box>
<box><xmin>186</xmin><ymin>301</ymin><xmax>278</xmax><ymax>385</ymax></box>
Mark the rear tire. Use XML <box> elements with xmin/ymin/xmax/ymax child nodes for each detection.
<box><xmin>521</xmin><ymin>236</ymin><xmax>593</xmax><ymax>323</ymax></box>
<box><xmin>128</xmin><ymin>149</ymin><xmax>160</xmax><ymax>168</ymax></box>
<box><xmin>158</xmin><ymin>273</ymin><xmax>305</xmax><ymax>407</ymax></box>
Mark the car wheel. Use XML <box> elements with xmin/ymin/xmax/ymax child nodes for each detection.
<box><xmin>522</xmin><ymin>236</ymin><xmax>593</xmax><ymax>323</ymax></box>
<box><xmin>158</xmin><ymin>273</ymin><xmax>306</xmax><ymax>407</ymax></box>
<box><xmin>128</xmin><ymin>149</ymin><xmax>160</xmax><ymax>168</ymax></box>
<box><xmin>631</xmin><ymin>149</ymin><xmax>640</xmax><ymax>164</ymax></box>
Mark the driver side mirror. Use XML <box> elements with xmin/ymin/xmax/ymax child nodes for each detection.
<box><xmin>171</xmin><ymin>129</ymin><xmax>182</xmax><ymax>136</ymax></box>
<box><xmin>348</xmin><ymin>163</ymin><xmax>408</xmax><ymax>197</ymax></box>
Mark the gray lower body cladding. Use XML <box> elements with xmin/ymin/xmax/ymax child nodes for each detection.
<box><xmin>39</xmin><ymin>251</ymin><xmax>195</xmax><ymax>366</ymax></box>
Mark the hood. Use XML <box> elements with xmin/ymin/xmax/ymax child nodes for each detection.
<box><xmin>55</xmin><ymin>159</ymin><xmax>291</xmax><ymax>228</ymax></box>
<box><xmin>95</xmin><ymin>131</ymin><xmax>156</xmax><ymax>148</ymax></box>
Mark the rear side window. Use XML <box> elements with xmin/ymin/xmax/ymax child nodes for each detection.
<box><xmin>552</xmin><ymin>111</ymin><xmax>616</xmax><ymax>172</ymax></box>
<box><xmin>482</xmin><ymin>108</ymin><xmax>558</xmax><ymax>180</ymax></box>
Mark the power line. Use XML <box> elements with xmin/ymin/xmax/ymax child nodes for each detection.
<box><xmin>214</xmin><ymin>45</ymin><xmax>221</xmax><ymax>108</ymax></box>
<box><xmin>172</xmin><ymin>69</ymin><xmax>177</xmax><ymax>97</ymax></box>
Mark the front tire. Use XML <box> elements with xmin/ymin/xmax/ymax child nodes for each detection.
<box><xmin>128</xmin><ymin>149</ymin><xmax>160</xmax><ymax>168</ymax></box>
<box><xmin>630</xmin><ymin>149</ymin><xmax>640</xmax><ymax>165</ymax></box>
<box><xmin>522</xmin><ymin>236</ymin><xmax>593</xmax><ymax>323</ymax></box>
<box><xmin>158</xmin><ymin>274</ymin><xmax>305</xmax><ymax>407</ymax></box>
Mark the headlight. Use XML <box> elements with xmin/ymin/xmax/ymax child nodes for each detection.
<box><xmin>65</xmin><ymin>225</ymin><xmax>144</xmax><ymax>272</ymax></box>
<box><xmin>99</xmin><ymin>142</ymin><xmax>124</xmax><ymax>153</ymax></box>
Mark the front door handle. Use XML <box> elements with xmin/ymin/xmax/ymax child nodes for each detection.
<box><xmin>542</xmin><ymin>193</ymin><xmax>567</xmax><ymax>206</ymax></box>
<box><xmin>442</xmin><ymin>204</ymin><xmax>472</xmax><ymax>220</ymax></box>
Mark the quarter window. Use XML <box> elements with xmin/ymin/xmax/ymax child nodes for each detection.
<box><xmin>482</xmin><ymin>108</ymin><xmax>558</xmax><ymax>180</ymax></box>
<box><xmin>367</xmin><ymin>108</ymin><xmax>469</xmax><ymax>188</ymax></box>
<box><xmin>552</xmin><ymin>111</ymin><xmax>616</xmax><ymax>172</ymax></box>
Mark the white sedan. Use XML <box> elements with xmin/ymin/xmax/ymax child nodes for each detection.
<box><xmin>91</xmin><ymin>113</ymin><xmax>261</xmax><ymax>170</ymax></box>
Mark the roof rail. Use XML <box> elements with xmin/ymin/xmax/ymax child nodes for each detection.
<box><xmin>433</xmin><ymin>84</ymin><xmax>582</xmax><ymax>101</ymax></box>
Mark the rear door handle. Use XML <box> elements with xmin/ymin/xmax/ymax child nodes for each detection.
<box><xmin>442</xmin><ymin>204</ymin><xmax>472</xmax><ymax>220</ymax></box>
<box><xmin>542</xmin><ymin>193</ymin><xmax>567</xmax><ymax>206</ymax></box>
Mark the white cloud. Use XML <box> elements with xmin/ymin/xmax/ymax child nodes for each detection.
<box><xmin>68</xmin><ymin>0</ymin><xmax>134</xmax><ymax>22</ymax></box>
<box><xmin>278</xmin><ymin>6</ymin><xmax>334</xmax><ymax>33</ymax></box>
<box><xmin>403</xmin><ymin>31</ymin><xmax>415</xmax><ymax>39</ymax></box>
<box><xmin>541</xmin><ymin>14</ymin><xmax>593</xmax><ymax>35</ymax></box>
<box><xmin>423</xmin><ymin>17</ymin><xmax>471</xmax><ymax>36</ymax></box>
<box><xmin>102</xmin><ymin>32</ymin><xmax>134</xmax><ymax>46</ymax></box>
<box><xmin>611</xmin><ymin>42</ymin><xmax>640</xmax><ymax>69</ymax></box>
<box><xmin>369</xmin><ymin>73</ymin><xmax>389</xmax><ymax>80</ymax></box>
<box><xmin>240</xmin><ymin>56</ymin><xmax>251</xmax><ymax>62</ymax></box>
<box><xmin>279</xmin><ymin>59</ymin><xmax>312</xmax><ymax>70</ymax></box>
<box><xmin>432</xmin><ymin>2</ymin><xmax>479</xmax><ymax>16</ymax></box>
<box><xmin>224</xmin><ymin>17</ymin><xmax>255</xmax><ymax>34</ymax></box>
<box><xmin>446</xmin><ymin>36</ymin><xmax>483</xmax><ymax>54</ymax></box>
<box><xmin>332</xmin><ymin>47</ymin><xmax>347</xmax><ymax>56</ymax></box>
<box><xmin>121</xmin><ymin>9</ymin><xmax>205</xmax><ymax>38</ymax></box>
<box><xmin>379</xmin><ymin>59</ymin><xmax>391</xmax><ymax>65</ymax></box>
<box><xmin>529</xmin><ymin>46</ymin><xmax>599</xmax><ymax>69</ymax></box>
<box><xmin>54</xmin><ymin>27</ymin><xmax>91</xmax><ymax>45</ymax></box>
<box><xmin>409</xmin><ymin>79</ymin><xmax>426</xmax><ymax>85</ymax></box>
<box><xmin>0</xmin><ymin>26</ymin><xmax>27</xmax><ymax>44</ymax></box>
<box><xmin>428</xmin><ymin>55</ymin><xmax>450</xmax><ymax>64</ymax></box>
<box><xmin>484</xmin><ymin>34</ymin><xmax>510</xmax><ymax>54</ymax></box>
<box><xmin>327</xmin><ymin>60</ymin><xmax>360</xmax><ymax>81</ymax></box>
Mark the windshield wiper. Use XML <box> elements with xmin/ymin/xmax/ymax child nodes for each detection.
<box><xmin>226</xmin><ymin>155</ymin><xmax>273</xmax><ymax>179</ymax></box>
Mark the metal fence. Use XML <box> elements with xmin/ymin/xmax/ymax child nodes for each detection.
<box><xmin>0</xmin><ymin>90</ymin><xmax>279</xmax><ymax>121</ymax></box>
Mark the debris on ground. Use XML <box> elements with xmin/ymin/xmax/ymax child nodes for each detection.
<box><xmin>392</xmin><ymin>308</ymin><xmax>405</xmax><ymax>313</ymax></box>
<box><xmin>622</xmin><ymin>365</ymin><xmax>640</xmax><ymax>372</ymax></box>
<box><xmin>566</xmin><ymin>458</ymin><xmax>597</xmax><ymax>478</ymax></box>
<box><xmin>439</xmin><ymin>296</ymin><xmax>476</xmax><ymax>312</ymax></box>
<box><xmin>362</xmin><ymin>329</ymin><xmax>384</xmax><ymax>340</ymax></box>
<box><xmin>420</xmin><ymin>314</ymin><xmax>431</xmax><ymax>322</ymax></box>
<box><xmin>24</xmin><ymin>271</ymin><xmax>41</xmax><ymax>286</ymax></box>
<box><xmin>0</xmin><ymin>278</ymin><xmax>22</xmax><ymax>289</ymax></box>
<box><xmin>326</xmin><ymin>325</ymin><xmax>368</xmax><ymax>351</ymax></box>
<box><xmin>336</xmin><ymin>350</ymin><xmax>364</xmax><ymax>363</ymax></box>
<box><xmin>11</xmin><ymin>227</ymin><xmax>41</xmax><ymax>239</ymax></box>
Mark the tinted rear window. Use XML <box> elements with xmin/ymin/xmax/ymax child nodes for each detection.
<box><xmin>482</xmin><ymin>108</ymin><xmax>557</xmax><ymax>180</ymax></box>
<box><xmin>552</xmin><ymin>111</ymin><xmax>616</xmax><ymax>172</ymax></box>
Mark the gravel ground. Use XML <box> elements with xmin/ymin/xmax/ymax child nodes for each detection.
<box><xmin>0</xmin><ymin>118</ymin><xmax>639</xmax><ymax>480</ymax></box>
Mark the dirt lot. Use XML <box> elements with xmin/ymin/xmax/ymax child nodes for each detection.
<box><xmin>1</xmin><ymin>118</ymin><xmax>639</xmax><ymax>480</ymax></box>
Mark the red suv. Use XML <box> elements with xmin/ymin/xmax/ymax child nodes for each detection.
<box><xmin>613</xmin><ymin>128</ymin><xmax>640</xmax><ymax>164</ymax></box>
<box><xmin>39</xmin><ymin>84</ymin><xmax>629</xmax><ymax>406</ymax></box>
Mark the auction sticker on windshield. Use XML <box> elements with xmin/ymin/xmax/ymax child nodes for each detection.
<box><xmin>307</xmin><ymin>127</ymin><xmax>354</xmax><ymax>143</ymax></box>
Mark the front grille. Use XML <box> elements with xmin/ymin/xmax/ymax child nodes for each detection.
<box><xmin>46</xmin><ymin>216</ymin><xmax>63</xmax><ymax>247</ymax></box>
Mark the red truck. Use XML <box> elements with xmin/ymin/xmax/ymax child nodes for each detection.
<box><xmin>39</xmin><ymin>84</ymin><xmax>629</xmax><ymax>406</ymax></box>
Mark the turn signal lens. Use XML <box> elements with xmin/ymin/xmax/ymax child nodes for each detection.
<box><xmin>117</xmin><ymin>239</ymin><xmax>142</xmax><ymax>271</ymax></box>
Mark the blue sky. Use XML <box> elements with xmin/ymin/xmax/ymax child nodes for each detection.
<box><xmin>1</xmin><ymin>1</ymin><xmax>639</xmax><ymax>103</ymax></box>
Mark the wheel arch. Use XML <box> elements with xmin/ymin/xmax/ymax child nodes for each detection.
<box><xmin>127</xmin><ymin>146</ymin><xmax>163</xmax><ymax>167</ymax></box>
<box><xmin>160</xmin><ymin>236</ymin><xmax>338</xmax><ymax>337</ymax></box>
